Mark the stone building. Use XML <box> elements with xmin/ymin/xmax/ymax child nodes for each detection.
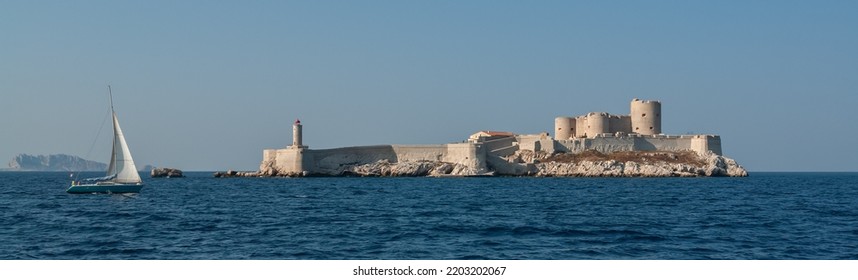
<box><xmin>555</xmin><ymin>98</ymin><xmax>662</xmax><ymax>139</ymax></box>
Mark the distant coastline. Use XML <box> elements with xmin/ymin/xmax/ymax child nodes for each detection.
<box><xmin>2</xmin><ymin>154</ymin><xmax>155</xmax><ymax>172</ymax></box>
<box><xmin>3</xmin><ymin>154</ymin><xmax>106</xmax><ymax>172</ymax></box>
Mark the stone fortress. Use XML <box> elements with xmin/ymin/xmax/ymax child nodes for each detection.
<box><xmin>256</xmin><ymin>99</ymin><xmax>745</xmax><ymax>177</ymax></box>
<box><xmin>556</xmin><ymin>98</ymin><xmax>662</xmax><ymax>139</ymax></box>
<box><xmin>551</xmin><ymin>98</ymin><xmax>721</xmax><ymax>156</ymax></box>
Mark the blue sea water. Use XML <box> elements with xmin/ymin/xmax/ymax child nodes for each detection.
<box><xmin>0</xmin><ymin>172</ymin><xmax>856</xmax><ymax>260</ymax></box>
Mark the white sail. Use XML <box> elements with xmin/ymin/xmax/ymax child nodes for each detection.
<box><xmin>109</xmin><ymin>112</ymin><xmax>142</xmax><ymax>184</ymax></box>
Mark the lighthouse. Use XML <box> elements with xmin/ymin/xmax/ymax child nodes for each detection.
<box><xmin>292</xmin><ymin>119</ymin><xmax>304</xmax><ymax>148</ymax></box>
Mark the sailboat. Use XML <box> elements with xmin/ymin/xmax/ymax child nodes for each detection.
<box><xmin>67</xmin><ymin>86</ymin><xmax>143</xmax><ymax>194</ymax></box>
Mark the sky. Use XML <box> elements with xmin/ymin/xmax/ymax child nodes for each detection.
<box><xmin>2</xmin><ymin>1</ymin><xmax>857</xmax><ymax>171</ymax></box>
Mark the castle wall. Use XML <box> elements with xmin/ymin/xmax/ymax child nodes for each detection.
<box><xmin>633</xmin><ymin>135</ymin><xmax>690</xmax><ymax>152</ymax></box>
<box><xmin>441</xmin><ymin>143</ymin><xmax>487</xmax><ymax>172</ymax></box>
<box><xmin>609</xmin><ymin>115</ymin><xmax>632</xmax><ymax>134</ymax></box>
<box><xmin>710</xmin><ymin>136</ymin><xmax>723</xmax><ymax>155</ymax></box>
<box><xmin>480</xmin><ymin>136</ymin><xmax>516</xmax><ymax>156</ymax></box>
<box><xmin>309</xmin><ymin>145</ymin><xmax>398</xmax><ymax>174</ymax></box>
<box><xmin>516</xmin><ymin>134</ymin><xmax>556</xmax><ymax>154</ymax></box>
<box><xmin>265</xmin><ymin>143</ymin><xmax>488</xmax><ymax>175</ymax></box>
<box><xmin>554</xmin><ymin>137</ymin><xmax>635</xmax><ymax>154</ymax></box>
<box><xmin>691</xmin><ymin>135</ymin><xmax>722</xmax><ymax>155</ymax></box>
<box><xmin>553</xmin><ymin>134</ymin><xmax>722</xmax><ymax>155</ymax></box>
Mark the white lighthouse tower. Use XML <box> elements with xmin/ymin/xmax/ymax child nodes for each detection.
<box><xmin>291</xmin><ymin>119</ymin><xmax>304</xmax><ymax>148</ymax></box>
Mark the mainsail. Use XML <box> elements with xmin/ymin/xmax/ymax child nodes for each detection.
<box><xmin>105</xmin><ymin>105</ymin><xmax>141</xmax><ymax>184</ymax></box>
<box><xmin>67</xmin><ymin>85</ymin><xmax>143</xmax><ymax>194</ymax></box>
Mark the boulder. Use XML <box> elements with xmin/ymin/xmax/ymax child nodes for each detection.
<box><xmin>213</xmin><ymin>170</ymin><xmax>261</xmax><ymax>178</ymax></box>
<box><xmin>150</xmin><ymin>167</ymin><xmax>184</xmax><ymax>178</ymax></box>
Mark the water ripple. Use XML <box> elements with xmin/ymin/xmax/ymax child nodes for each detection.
<box><xmin>1</xmin><ymin>172</ymin><xmax>857</xmax><ymax>259</ymax></box>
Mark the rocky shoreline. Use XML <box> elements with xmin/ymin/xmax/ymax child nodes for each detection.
<box><xmin>221</xmin><ymin>150</ymin><xmax>747</xmax><ymax>178</ymax></box>
<box><xmin>494</xmin><ymin>150</ymin><xmax>747</xmax><ymax>177</ymax></box>
<box><xmin>533</xmin><ymin>153</ymin><xmax>746</xmax><ymax>177</ymax></box>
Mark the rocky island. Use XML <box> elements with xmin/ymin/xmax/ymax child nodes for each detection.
<box><xmin>3</xmin><ymin>154</ymin><xmax>107</xmax><ymax>172</ymax></box>
<box><xmin>238</xmin><ymin>99</ymin><xmax>746</xmax><ymax>178</ymax></box>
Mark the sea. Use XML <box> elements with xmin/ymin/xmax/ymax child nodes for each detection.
<box><xmin>0</xmin><ymin>172</ymin><xmax>856</xmax><ymax>260</ymax></box>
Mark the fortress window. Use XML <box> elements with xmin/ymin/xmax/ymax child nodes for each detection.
<box><xmin>635</xmin><ymin>127</ymin><xmax>639</xmax><ymax>130</ymax></box>
<box><xmin>649</xmin><ymin>127</ymin><xmax>653</xmax><ymax>130</ymax></box>
<box><xmin>642</xmin><ymin>113</ymin><xmax>647</xmax><ymax>117</ymax></box>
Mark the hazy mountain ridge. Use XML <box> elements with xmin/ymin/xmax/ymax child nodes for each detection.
<box><xmin>4</xmin><ymin>154</ymin><xmax>107</xmax><ymax>171</ymax></box>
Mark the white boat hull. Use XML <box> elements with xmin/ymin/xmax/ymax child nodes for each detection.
<box><xmin>66</xmin><ymin>183</ymin><xmax>143</xmax><ymax>194</ymax></box>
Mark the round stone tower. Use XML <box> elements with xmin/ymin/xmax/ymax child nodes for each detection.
<box><xmin>630</xmin><ymin>98</ymin><xmax>661</xmax><ymax>135</ymax></box>
<box><xmin>585</xmin><ymin>112</ymin><xmax>610</xmax><ymax>138</ymax></box>
<box><xmin>292</xmin><ymin>119</ymin><xmax>303</xmax><ymax>148</ymax></box>
<box><xmin>554</xmin><ymin>116</ymin><xmax>575</xmax><ymax>140</ymax></box>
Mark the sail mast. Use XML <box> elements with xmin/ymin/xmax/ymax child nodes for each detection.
<box><xmin>108</xmin><ymin>85</ymin><xmax>115</xmax><ymax>114</ymax></box>
<box><xmin>106</xmin><ymin>85</ymin><xmax>117</xmax><ymax>178</ymax></box>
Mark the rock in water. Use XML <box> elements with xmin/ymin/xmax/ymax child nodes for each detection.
<box><xmin>213</xmin><ymin>170</ymin><xmax>260</xmax><ymax>178</ymax></box>
<box><xmin>150</xmin><ymin>167</ymin><xmax>184</xmax><ymax>178</ymax></box>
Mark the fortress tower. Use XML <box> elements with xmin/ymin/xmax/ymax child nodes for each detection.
<box><xmin>630</xmin><ymin>98</ymin><xmax>661</xmax><ymax>135</ymax></box>
<box><xmin>554</xmin><ymin>117</ymin><xmax>575</xmax><ymax>140</ymax></box>
<box><xmin>292</xmin><ymin>119</ymin><xmax>304</xmax><ymax>148</ymax></box>
<box><xmin>584</xmin><ymin>112</ymin><xmax>610</xmax><ymax>138</ymax></box>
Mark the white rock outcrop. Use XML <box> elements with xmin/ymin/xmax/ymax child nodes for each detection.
<box><xmin>344</xmin><ymin>160</ymin><xmax>482</xmax><ymax>177</ymax></box>
<box><xmin>529</xmin><ymin>151</ymin><xmax>747</xmax><ymax>177</ymax></box>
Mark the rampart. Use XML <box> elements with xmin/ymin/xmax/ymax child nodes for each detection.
<box><xmin>548</xmin><ymin>134</ymin><xmax>721</xmax><ymax>155</ymax></box>
<box><xmin>262</xmin><ymin>143</ymin><xmax>488</xmax><ymax>176</ymax></box>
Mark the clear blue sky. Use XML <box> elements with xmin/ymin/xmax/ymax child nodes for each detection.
<box><xmin>2</xmin><ymin>1</ymin><xmax>856</xmax><ymax>171</ymax></box>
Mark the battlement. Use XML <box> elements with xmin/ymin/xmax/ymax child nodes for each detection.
<box><xmin>631</xmin><ymin>98</ymin><xmax>661</xmax><ymax>104</ymax></box>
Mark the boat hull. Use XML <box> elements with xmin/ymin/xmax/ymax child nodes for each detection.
<box><xmin>66</xmin><ymin>183</ymin><xmax>143</xmax><ymax>194</ymax></box>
